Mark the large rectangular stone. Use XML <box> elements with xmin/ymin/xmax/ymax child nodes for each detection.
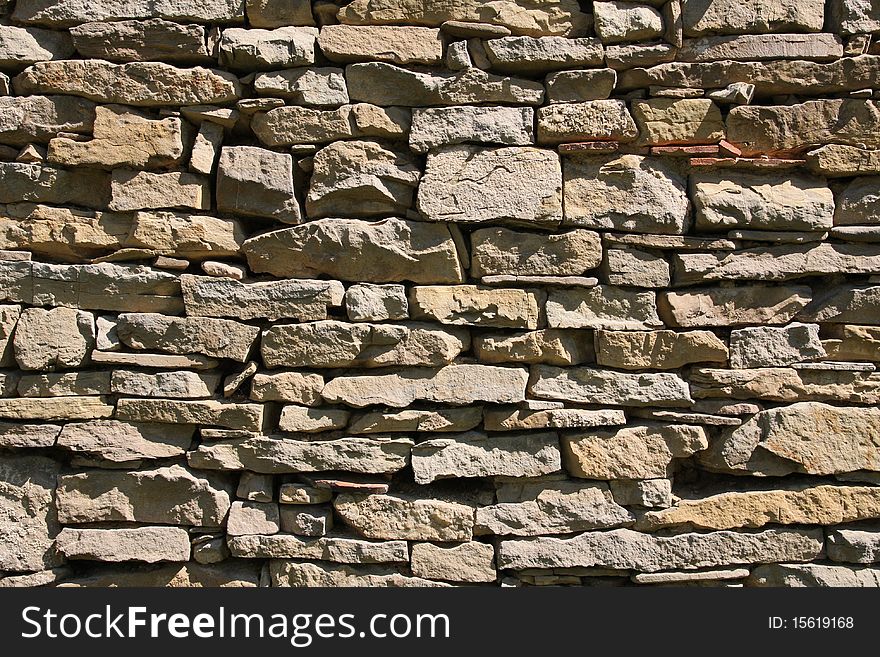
<box><xmin>659</xmin><ymin>285</ymin><xmax>812</xmax><ymax>326</ymax></box>
<box><xmin>596</xmin><ymin>329</ymin><xmax>729</xmax><ymax>369</ymax></box>
<box><xmin>537</xmin><ymin>100</ymin><xmax>637</xmax><ymax>144</ymax></box>
<box><xmin>680</xmin><ymin>0</ymin><xmax>825</xmax><ymax>36</ymax></box>
<box><xmin>318</xmin><ymin>25</ymin><xmax>443</xmax><ymax>65</ymax></box>
<box><xmin>321</xmin><ymin>364</ymin><xmax>528</xmax><ymax>408</ymax></box>
<box><xmin>57</xmin><ymin>419</ymin><xmax>194</xmax><ymax>462</ymax></box>
<box><xmin>690</xmin><ymin>368</ymin><xmax>880</xmax><ymax>403</ymax></box>
<box><xmin>116</xmin><ymin>313</ymin><xmax>258</xmax><ymax>362</ymax></box>
<box><xmin>409</xmin><ymin>106</ymin><xmax>534</xmax><ymax>153</ymax></box>
<box><xmin>0</xmin><ymin>396</ymin><xmax>113</xmax><ymax>420</ymax></box>
<box><xmin>181</xmin><ymin>275</ymin><xmax>344</xmax><ymax>321</ymax></box>
<box><xmin>546</xmin><ymin>286</ymin><xmax>662</xmax><ymax>330</ymax></box>
<box><xmin>483</xmin><ymin>36</ymin><xmax>604</xmax><ymax>73</ymax></box>
<box><xmin>12</xmin><ymin>0</ymin><xmax>245</xmax><ymax>26</ymax></box>
<box><xmin>334</xmin><ymin>493</ymin><xmax>474</xmax><ymax>542</ymax></box>
<box><xmin>677</xmin><ymin>33</ymin><xmax>843</xmax><ymax>62</ymax></box>
<box><xmin>69</xmin><ymin>19</ymin><xmax>213</xmax><ymax>63</ymax></box>
<box><xmin>116</xmin><ymin>398</ymin><xmax>265</xmax><ymax>431</ymax></box>
<box><xmin>409</xmin><ymin>285</ymin><xmax>542</xmax><ymax>329</ymax></box>
<box><xmin>470</xmin><ymin>227</ymin><xmax>602</xmax><ymax>277</ymax></box>
<box><xmin>229</xmin><ymin>534</ymin><xmax>408</xmax><ymax>563</ymax></box>
<box><xmin>529</xmin><ymin>365</ymin><xmax>693</xmax><ymax>406</ymax></box>
<box><xmin>270</xmin><ymin>561</ymin><xmax>446</xmax><ymax>587</ymax></box>
<box><xmin>56</xmin><ymin>526</ymin><xmax>191</xmax><ymax>562</ymax></box>
<box><xmin>0</xmin><ymin>95</ymin><xmax>95</xmax><ymax>146</ymax></box>
<box><xmin>0</xmin><ymin>162</ymin><xmax>109</xmax><ymax>208</ymax></box>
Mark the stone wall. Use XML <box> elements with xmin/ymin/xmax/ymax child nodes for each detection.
<box><xmin>1</xmin><ymin>0</ymin><xmax>879</xmax><ymax>588</ymax></box>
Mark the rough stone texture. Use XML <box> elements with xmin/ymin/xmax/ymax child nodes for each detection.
<box><xmin>529</xmin><ymin>365</ymin><xmax>693</xmax><ymax>406</ymax></box>
<box><xmin>680</xmin><ymin>0</ymin><xmax>826</xmax><ymax>36</ymax></box>
<box><xmin>545</xmin><ymin>286</ymin><xmax>662</xmax><ymax>330</ymax></box>
<box><xmin>729</xmin><ymin>323</ymin><xmax>825</xmax><ymax>368</ymax></box>
<box><xmin>410</xmin><ymin>542</ymin><xmax>496</xmax><ymax>582</ymax></box>
<box><xmin>596</xmin><ymin>329</ymin><xmax>729</xmax><ymax>369</ymax></box>
<box><xmin>57</xmin><ymin>419</ymin><xmax>194</xmax><ymax>462</ymax></box>
<box><xmin>660</xmin><ymin>286</ymin><xmax>812</xmax><ymax>326</ymax></box>
<box><xmin>69</xmin><ymin>19</ymin><xmax>212</xmax><ymax>63</ymax></box>
<box><xmin>474</xmin><ymin>329</ymin><xmax>592</xmax><ymax>366</ymax></box>
<box><xmin>253</xmin><ymin>68</ymin><xmax>349</xmax><ymax>107</ymax></box>
<box><xmin>409</xmin><ymin>285</ymin><xmax>541</xmax><ymax>329</ymax></box>
<box><xmin>537</xmin><ymin>101</ymin><xmax>638</xmax><ymax>144</ymax></box>
<box><xmin>749</xmin><ymin>564</ymin><xmax>880</xmax><ymax>587</ymax></box>
<box><xmin>483</xmin><ymin>36</ymin><xmax>604</xmax><ymax>73</ymax></box>
<box><xmin>471</xmin><ymin>227</ymin><xmax>600</xmax><ymax>277</ymax></box>
<box><xmin>13</xmin><ymin>306</ymin><xmax>94</xmax><ymax>371</ymax></box>
<box><xmin>632</xmin><ymin>99</ymin><xmax>724</xmax><ymax>146</ymax></box>
<box><xmin>0</xmin><ymin>95</ymin><xmax>95</xmax><ymax>146</ymax></box>
<box><xmin>219</xmin><ymin>27</ymin><xmax>317</xmax><ymax>70</ymax></box>
<box><xmin>346</xmin><ymin>284</ymin><xmax>408</xmax><ymax>322</ymax></box>
<box><xmin>110</xmin><ymin>170</ymin><xmax>210</xmax><ymax>212</ymax></box>
<box><xmin>319</xmin><ymin>25</ymin><xmax>443</xmax><ymax>65</ymax></box>
<box><xmin>334</xmin><ymin>494</ymin><xmax>474</xmax><ymax>541</ymax></box>
<box><xmin>116</xmin><ymin>313</ymin><xmax>258</xmax><ymax>362</ymax></box>
<box><xmin>546</xmin><ymin>69</ymin><xmax>617</xmax><ymax>103</ymax></box>
<box><xmin>594</xmin><ymin>2</ymin><xmax>663</xmax><ymax>44</ymax></box>
<box><xmin>56</xmin><ymin>527</ymin><xmax>191</xmax><ymax>562</ymax></box>
<box><xmin>828</xmin><ymin>527</ymin><xmax>880</xmax><ymax>563</ymax></box>
<box><xmin>409</xmin><ymin>106</ymin><xmax>534</xmax><ymax>153</ymax></box>
<box><xmin>418</xmin><ymin>145</ymin><xmax>562</xmax><ymax>226</ymax></box>
<box><xmin>0</xmin><ymin>455</ymin><xmax>61</xmax><ymax>571</ymax></box>
<box><xmin>270</xmin><ymin>561</ymin><xmax>446</xmax><ymax>587</ymax></box>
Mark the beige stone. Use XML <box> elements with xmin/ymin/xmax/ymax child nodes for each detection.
<box><xmin>243</xmin><ymin>218</ymin><xmax>464</xmax><ymax>284</ymax></box>
<box><xmin>56</xmin><ymin>527</ymin><xmax>191</xmax><ymax>562</ymax></box>
<box><xmin>13</xmin><ymin>0</ymin><xmax>245</xmax><ymax>25</ymax></box>
<box><xmin>334</xmin><ymin>493</ymin><xmax>474</xmax><ymax>542</ymax></box>
<box><xmin>57</xmin><ymin>420</ymin><xmax>193</xmax><ymax>462</ymax></box>
<box><xmin>483</xmin><ymin>408</ymin><xmax>627</xmax><ymax>431</ymax></box>
<box><xmin>632</xmin><ymin>98</ymin><xmax>724</xmax><ymax>145</ymax></box>
<box><xmin>321</xmin><ymin>364</ymin><xmax>528</xmax><ymax>408</ymax></box>
<box><xmin>749</xmin><ymin>564</ymin><xmax>880</xmax><ymax>587</ymax></box>
<box><xmin>58</xmin><ymin>562</ymin><xmax>259</xmax><ymax>588</ymax></box>
<box><xmin>798</xmin><ymin>284</ymin><xmax>880</xmax><ymax>324</ymax></box>
<box><xmin>594</xmin><ymin>1</ymin><xmax>663</xmax><ymax>43</ymax></box>
<box><xmin>0</xmin><ymin>422</ymin><xmax>60</xmax><ymax>448</ymax></box>
<box><xmin>251</xmin><ymin>106</ymin><xmax>354</xmax><ymax>146</ymax></box>
<box><xmin>603</xmin><ymin>248</ymin><xmax>671</xmax><ymax>287</ymax></box>
<box><xmin>474</xmin><ymin>329</ymin><xmax>592</xmax><ymax>366</ymax></box>
<box><xmin>216</xmin><ymin>146</ymin><xmax>299</xmax><ymax>222</ymax></box>
<box><xmin>116</xmin><ymin>313</ymin><xmax>258</xmax><ymax>362</ymax></box>
<box><xmin>729</xmin><ymin>323</ymin><xmax>824</xmax><ymax>368</ymax></box>
<box><xmin>0</xmin><ymin>25</ymin><xmax>74</xmax><ymax>68</ymax></box>
<box><xmin>116</xmin><ymin>399</ymin><xmax>264</xmax><ymax>432</ymax></box>
<box><xmin>249</xmin><ymin>371</ymin><xmax>324</xmax><ymax>405</ymax></box>
<box><xmin>483</xmin><ymin>36</ymin><xmax>604</xmax><ymax>73</ymax></box>
<box><xmin>0</xmin><ymin>396</ymin><xmax>114</xmax><ymax>420</ymax></box>
<box><xmin>691</xmin><ymin>367</ymin><xmax>880</xmax><ymax>403</ymax></box>
<box><xmin>659</xmin><ymin>285</ymin><xmax>812</xmax><ymax>327</ymax></box>
<box><xmin>189</xmin><ymin>121</ymin><xmax>223</xmax><ymax>175</ymax></box>
<box><xmin>110</xmin><ymin>369</ymin><xmax>220</xmax><ymax>398</ymax></box>
<box><xmin>411</xmin><ymin>542</ymin><xmax>496</xmax><ymax>583</ymax></box>
<box><xmin>0</xmin><ymin>305</ymin><xmax>18</xmax><ymax>367</ymax></box>
<box><xmin>345</xmin><ymin>284</ymin><xmax>408</xmax><ymax>322</ymax></box>
<box><xmin>409</xmin><ymin>106</ymin><xmax>534</xmax><ymax>153</ymax></box>
<box><xmin>805</xmin><ymin>144</ymin><xmax>880</xmax><ymax>177</ymax></box>
<box><xmin>677</xmin><ymin>33</ymin><xmax>843</xmax><ymax>62</ymax></box>
<box><xmin>348</xmin><ymin>408</ymin><xmax>482</xmax><ymax>434</ymax></box>
<box><xmin>471</xmin><ymin>227</ymin><xmax>601</xmax><ymax>278</ymax></box>
<box><xmin>529</xmin><ymin>365</ymin><xmax>693</xmax><ymax>406</ymax></box>
<box><xmin>0</xmin><ymin>162</ymin><xmax>109</xmax><ymax>209</ymax></box>
<box><xmin>824</xmin><ymin>325</ymin><xmax>880</xmax><ymax>361</ymax></box>
<box><xmin>639</xmin><ymin>484</ymin><xmax>880</xmax><ymax>531</ymax></box>
<box><xmin>219</xmin><ymin>26</ymin><xmax>317</xmax><ymax>70</ymax></box>
<box><xmin>545</xmin><ymin>286</ymin><xmax>662</xmax><ymax>330</ymax></box>
<box><xmin>545</xmin><ymin>68</ymin><xmax>617</xmax><ymax>103</ymax></box>
<box><xmin>226</xmin><ymin>501</ymin><xmax>280</xmax><ymax>536</ymax></box>
<box><xmin>270</xmin><ymin>561</ymin><xmax>446</xmax><ymax>587</ymax></box>
<box><xmin>537</xmin><ymin>100</ymin><xmax>638</xmax><ymax>144</ymax></box>
<box><xmin>318</xmin><ymin>25</ymin><xmax>443</xmax><ymax>65</ymax></box>
<box><xmin>562</xmin><ymin>423</ymin><xmax>708</xmax><ymax>479</ymax></box>
<box><xmin>230</xmin><ymin>534</ymin><xmax>406</xmax><ymax>563</ymax></box>
<box><xmin>110</xmin><ymin>170</ymin><xmax>210</xmax><ymax>212</ymax></box>
<box><xmin>246</xmin><ymin>0</ymin><xmax>313</xmax><ymax>28</ymax></box>
<box><xmin>69</xmin><ymin>18</ymin><xmax>212</xmax><ymax>63</ymax></box>
<box><xmin>418</xmin><ymin>145</ymin><xmax>562</xmax><ymax>226</ymax></box>
<box><xmin>409</xmin><ymin>285</ymin><xmax>541</xmax><ymax>329</ymax></box>
<box><xmin>13</xmin><ymin>306</ymin><xmax>94</xmax><ymax>371</ymax></box>
<box><xmin>680</xmin><ymin>0</ymin><xmax>825</xmax><ymax>36</ymax></box>
<box><xmin>596</xmin><ymin>329</ymin><xmax>728</xmax><ymax>369</ymax></box>
<box><xmin>0</xmin><ymin>95</ymin><xmax>95</xmax><ymax>146</ymax></box>
<box><xmin>277</xmin><ymin>405</ymin><xmax>349</xmax><ymax>433</ymax></box>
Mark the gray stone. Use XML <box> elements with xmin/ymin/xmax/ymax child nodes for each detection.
<box><xmin>483</xmin><ymin>408</ymin><xmax>627</xmax><ymax>431</ymax></box>
<box><xmin>798</xmin><ymin>285</ymin><xmax>880</xmax><ymax>324</ymax></box>
<box><xmin>12</xmin><ymin>0</ymin><xmax>245</xmax><ymax>26</ymax></box>
<box><xmin>110</xmin><ymin>369</ymin><xmax>220</xmax><ymax>398</ymax></box>
<box><xmin>0</xmin><ymin>455</ymin><xmax>62</xmax><ymax>572</ymax></box>
<box><xmin>56</xmin><ymin>465</ymin><xmax>231</xmax><ymax>526</ymax></box>
<box><xmin>13</xmin><ymin>306</ymin><xmax>94</xmax><ymax>371</ymax></box>
<box><xmin>537</xmin><ymin>100</ymin><xmax>638</xmax><ymax>144</ymax></box>
<box><xmin>594</xmin><ymin>2</ymin><xmax>663</xmax><ymax>43</ymax></box>
<box><xmin>563</xmin><ymin>155</ymin><xmax>689</xmax><ymax>233</ymax></box>
<box><xmin>116</xmin><ymin>313</ymin><xmax>258</xmax><ymax>362</ymax></box>
<box><xmin>836</xmin><ymin>177</ymin><xmax>880</xmax><ymax>226</ymax></box>
<box><xmin>230</xmin><ymin>534</ymin><xmax>406</xmax><ymax>563</ymax></box>
<box><xmin>262</xmin><ymin>321</ymin><xmax>467</xmax><ymax>369</ymax></box>
<box><xmin>529</xmin><ymin>365</ymin><xmax>693</xmax><ymax>406</ymax></box>
<box><xmin>0</xmin><ymin>25</ymin><xmax>74</xmax><ymax>70</ymax></box>
<box><xmin>483</xmin><ymin>36</ymin><xmax>603</xmax><ymax>73</ymax></box>
<box><xmin>828</xmin><ymin>527</ymin><xmax>880</xmax><ymax>563</ymax></box>
<box><xmin>412</xmin><ymin>431</ymin><xmax>561</xmax><ymax>483</ymax></box>
<box><xmin>418</xmin><ymin>145</ymin><xmax>562</xmax><ymax>226</ymax></box>
<box><xmin>253</xmin><ymin>68</ymin><xmax>348</xmax><ymax>106</ymax></box>
<box><xmin>346</xmin><ymin>284</ymin><xmax>408</xmax><ymax>322</ymax></box>
<box><xmin>280</xmin><ymin>505</ymin><xmax>333</xmax><ymax>537</ymax></box>
<box><xmin>0</xmin><ymin>95</ymin><xmax>94</xmax><ymax>146</ymax></box>
<box><xmin>115</xmin><ymin>398</ymin><xmax>264</xmax><ymax>432</ymax></box>
<box><xmin>321</xmin><ymin>364</ymin><xmax>528</xmax><ymax>408</ymax></box>
<box><xmin>545</xmin><ymin>286</ymin><xmax>662</xmax><ymax>330</ymax></box>
<box><xmin>219</xmin><ymin>26</ymin><xmax>316</xmax><ymax>70</ymax></box>
<box><xmin>0</xmin><ymin>162</ymin><xmax>109</xmax><ymax>208</ymax></box>
<box><xmin>348</xmin><ymin>408</ymin><xmax>482</xmax><ymax>434</ymax></box>
<box><xmin>0</xmin><ymin>422</ymin><xmax>60</xmax><ymax>448</ymax></box>
<box><xmin>660</xmin><ymin>285</ymin><xmax>812</xmax><ymax>326</ymax></box>
<box><xmin>56</xmin><ymin>527</ymin><xmax>191</xmax><ymax>562</ymax></box>
<box><xmin>730</xmin><ymin>323</ymin><xmax>825</xmax><ymax>368</ymax></box>
<box><xmin>596</xmin><ymin>329</ymin><xmax>729</xmax><ymax>369</ymax></box>
<box><xmin>690</xmin><ymin>367</ymin><xmax>880</xmax><ymax>403</ymax></box>
<box><xmin>346</xmin><ymin>62</ymin><xmax>545</xmax><ymax>106</ymax></box>
<box><xmin>610</xmin><ymin>479</ymin><xmax>673</xmax><ymax>508</ymax></box>
<box><xmin>227</xmin><ymin>501</ymin><xmax>280</xmax><ymax>536</ymax></box>
<box><xmin>409</xmin><ymin>106</ymin><xmax>534</xmax><ymax>153</ymax></box>
<box><xmin>498</xmin><ymin>528</ymin><xmax>824</xmax><ymax>571</ymax></box>
<box><xmin>216</xmin><ymin>146</ymin><xmax>299</xmax><ymax>223</ymax></box>
<box><xmin>603</xmin><ymin>248</ymin><xmax>671</xmax><ymax>287</ymax></box>
<box><xmin>546</xmin><ymin>69</ymin><xmax>617</xmax><ymax>103</ymax></box>
<box><xmin>69</xmin><ymin>19</ymin><xmax>212</xmax><ymax>63</ymax></box>
<box><xmin>334</xmin><ymin>493</ymin><xmax>474</xmax><ymax>542</ymax></box>
<box><xmin>57</xmin><ymin>420</ymin><xmax>193</xmax><ymax>462</ymax></box>
<box><xmin>476</xmin><ymin>481</ymin><xmax>634</xmax><ymax>536</ymax></box>
<box><xmin>680</xmin><ymin>0</ymin><xmax>825</xmax><ymax>36</ymax></box>
<box><xmin>246</xmin><ymin>0</ymin><xmax>312</xmax><ymax>28</ymax></box>
<box><xmin>181</xmin><ymin>275</ymin><xmax>344</xmax><ymax>321</ymax></box>
<box><xmin>14</xmin><ymin>60</ymin><xmax>241</xmax><ymax>106</ymax></box>
<box><xmin>749</xmin><ymin>564</ymin><xmax>880</xmax><ymax>587</ymax></box>
<box><xmin>243</xmin><ymin>218</ymin><xmax>464</xmax><ymax>284</ymax></box>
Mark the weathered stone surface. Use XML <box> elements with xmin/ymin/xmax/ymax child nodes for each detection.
<box><xmin>0</xmin><ymin>305</ymin><xmax>17</xmax><ymax>368</ymax></box>
<box><xmin>69</xmin><ymin>19</ymin><xmax>211</xmax><ymax>63</ymax></box>
<box><xmin>56</xmin><ymin>465</ymin><xmax>231</xmax><ymax>525</ymax></box>
<box><xmin>318</xmin><ymin>24</ymin><xmax>442</xmax><ymax>65</ymax></box>
<box><xmin>749</xmin><ymin>564</ymin><xmax>880</xmax><ymax>587</ymax></box>
<box><xmin>246</xmin><ymin>0</ymin><xmax>312</xmax><ymax>27</ymax></box>
<box><xmin>824</xmin><ymin>325</ymin><xmax>880</xmax><ymax>361</ymax></box>
<box><xmin>263</xmin><ymin>321</ymin><xmax>467</xmax><ymax>369</ymax></box>
<box><xmin>48</xmin><ymin>105</ymin><xmax>185</xmax><ymax>169</ymax></box>
<box><xmin>280</xmin><ymin>504</ymin><xmax>333</xmax><ymax>537</ymax></box>
<box><xmin>563</xmin><ymin>155</ymin><xmax>689</xmax><ymax>233</ymax></box>
<box><xmin>828</xmin><ymin>527</ymin><xmax>880</xmax><ymax>563</ymax></box>
<box><xmin>306</xmin><ymin>140</ymin><xmax>419</xmax><ymax>218</ymax></box>
<box><xmin>476</xmin><ymin>481</ymin><xmax>634</xmax><ymax>536</ymax></box>
<box><xmin>322</xmin><ymin>364</ymin><xmax>528</xmax><ymax>407</ymax></box>
<box><xmin>56</xmin><ymin>527</ymin><xmax>191</xmax><ymax>562</ymax></box>
<box><xmin>806</xmin><ymin>144</ymin><xmax>880</xmax><ymax>177</ymax></box>
<box><xmin>835</xmin><ymin>177</ymin><xmax>880</xmax><ymax>226</ymax></box>
<box><xmin>334</xmin><ymin>493</ymin><xmax>474</xmax><ymax>541</ymax></box>
<box><xmin>483</xmin><ymin>36</ymin><xmax>603</xmax><ymax>73</ymax></box>
<box><xmin>594</xmin><ymin>2</ymin><xmax>663</xmax><ymax>43</ymax></box>
<box><xmin>251</xmin><ymin>106</ymin><xmax>354</xmax><ymax>146</ymax></box>
<box><xmin>110</xmin><ymin>170</ymin><xmax>210</xmax><ymax>212</ymax></box>
<box><xmin>471</xmin><ymin>227</ymin><xmax>600</xmax><ymax>278</ymax></box>
<box><xmin>116</xmin><ymin>313</ymin><xmax>258</xmax><ymax>362</ymax></box>
<box><xmin>347</xmin><ymin>62</ymin><xmax>545</xmax><ymax>106</ymax></box>
<box><xmin>111</xmin><ymin>370</ymin><xmax>219</xmax><ymax>398</ymax></box>
<box><xmin>603</xmin><ymin>248</ymin><xmax>670</xmax><ymax>287</ymax></box>
<box><xmin>727</xmin><ymin>99</ymin><xmax>880</xmax><ymax>156</ymax></box>
<box><xmin>483</xmin><ymin>408</ymin><xmax>627</xmax><ymax>431</ymax></box>
<box><xmin>181</xmin><ymin>275</ymin><xmax>343</xmax><ymax>322</ymax></box>
<box><xmin>611</xmin><ymin>479</ymin><xmax>673</xmax><ymax>508</ymax></box>
<box><xmin>691</xmin><ymin>171</ymin><xmax>834</xmax><ymax>231</ymax></box>
<box><xmin>0</xmin><ymin>422</ymin><xmax>60</xmax><ymax>448</ymax></box>
<box><xmin>563</xmin><ymin>423</ymin><xmax>708</xmax><ymax>479</ymax></box>
<box><xmin>13</xmin><ymin>306</ymin><xmax>94</xmax><ymax>371</ymax></box>
<box><xmin>798</xmin><ymin>285</ymin><xmax>880</xmax><ymax>324</ymax></box>
<box><xmin>0</xmin><ymin>396</ymin><xmax>113</xmax><ymax>420</ymax></box>
<box><xmin>411</xmin><ymin>542</ymin><xmax>496</xmax><ymax>582</ymax></box>
<box><xmin>253</xmin><ymin>68</ymin><xmax>348</xmax><ymax>106</ymax></box>
<box><xmin>639</xmin><ymin>484</ymin><xmax>880</xmax><ymax>531</ymax></box>
<box><xmin>226</xmin><ymin>501</ymin><xmax>280</xmax><ymax>536</ymax></box>
<box><xmin>0</xmin><ymin>26</ymin><xmax>74</xmax><ymax>70</ymax></box>
<box><xmin>680</xmin><ymin>0</ymin><xmax>825</xmax><ymax>36</ymax></box>
<box><xmin>632</xmin><ymin>99</ymin><xmax>724</xmax><ymax>146</ymax></box>
<box><xmin>14</xmin><ymin>61</ymin><xmax>241</xmax><ymax>106</ymax></box>
<box><xmin>678</xmin><ymin>33</ymin><xmax>843</xmax><ymax>62</ymax></box>
<box><xmin>530</xmin><ymin>365</ymin><xmax>692</xmax><ymax>407</ymax></box>
<box><xmin>674</xmin><ymin>243</ymin><xmax>880</xmax><ymax>284</ymax></box>
<box><xmin>703</xmin><ymin>402</ymin><xmax>880</xmax><ymax>476</ymax></box>
<box><xmin>244</xmin><ymin>217</ymin><xmax>464</xmax><ymax>284</ymax></box>
<box><xmin>338</xmin><ymin>0</ymin><xmax>591</xmax><ymax>37</ymax></box>
<box><xmin>619</xmin><ymin>58</ymin><xmax>880</xmax><ymax>98</ymax></box>
<box><xmin>219</xmin><ymin>26</ymin><xmax>316</xmax><ymax>70</ymax></box>
<box><xmin>545</xmin><ymin>69</ymin><xmax>617</xmax><ymax>103</ymax></box>
<box><xmin>278</xmin><ymin>405</ymin><xmax>350</xmax><ymax>433</ymax></box>
<box><xmin>418</xmin><ymin>145</ymin><xmax>561</xmax><ymax>226</ymax></box>
<box><xmin>545</xmin><ymin>286</ymin><xmax>662</xmax><ymax>330</ymax></box>
<box><xmin>474</xmin><ymin>329</ymin><xmax>592</xmax><ymax>366</ymax></box>
<box><xmin>409</xmin><ymin>106</ymin><xmax>533</xmax><ymax>154</ymax></box>
<box><xmin>0</xmin><ymin>455</ymin><xmax>61</xmax><ymax>571</ymax></box>
<box><xmin>412</xmin><ymin>431</ymin><xmax>561</xmax><ymax>483</ymax></box>
<box><xmin>60</xmin><ymin>562</ymin><xmax>259</xmax><ymax>587</ymax></box>
<box><xmin>116</xmin><ymin>399</ymin><xmax>264</xmax><ymax>432</ymax></box>
<box><xmin>729</xmin><ymin>323</ymin><xmax>824</xmax><ymax>368</ymax></box>
<box><xmin>0</xmin><ymin>162</ymin><xmax>109</xmax><ymax>208</ymax></box>
<box><xmin>188</xmin><ymin>436</ymin><xmax>412</xmax><ymax>474</ymax></box>
<box><xmin>660</xmin><ymin>286</ymin><xmax>812</xmax><ymax>327</ymax></box>
<box><xmin>633</xmin><ymin>568</ymin><xmax>749</xmax><ymax>583</ymax></box>
<box><xmin>57</xmin><ymin>419</ymin><xmax>193</xmax><ymax>462</ymax></box>
<box><xmin>271</xmin><ymin>561</ymin><xmax>446</xmax><ymax>587</ymax></box>
<box><xmin>278</xmin><ymin>484</ymin><xmax>333</xmax><ymax>505</ymax></box>
<box><xmin>596</xmin><ymin>329</ymin><xmax>728</xmax><ymax>369</ymax></box>
<box><xmin>349</xmin><ymin>408</ymin><xmax>482</xmax><ymax>434</ymax></box>
<box><xmin>12</xmin><ymin>0</ymin><xmax>245</xmax><ymax>26</ymax></box>
<box><xmin>409</xmin><ymin>285</ymin><xmax>541</xmax><ymax>329</ymax></box>
<box><xmin>346</xmin><ymin>284</ymin><xmax>408</xmax><ymax>322</ymax></box>
<box><xmin>537</xmin><ymin>101</ymin><xmax>638</xmax><ymax>144</ymax></box>
<box><xmin>692</xmin><ymin>367</ymin><xmax>880</xmax><ymax>403</ymax></box>
<box><xmin>230</xmin><ymin>534</ymin><xmax>407</xmax><ymax>563</ymax></box>
<box><xmin>498</xmin><ymin>527</ymin><xmax>824</xmax><ymax>571</ymax></box>
<box><xmin>0</xmin><ymin>95</ymin><xmax>94</xmax><ymax>146</ymax></box>
<box><xmin>250</xmin><ymin>371</ymin><xmax>324</xmax><ymax>405</ymax></box>
<box><xmin>216</xmin><ymin>146</ymin><xmax>298</xmax><ymax>222</ymax></box>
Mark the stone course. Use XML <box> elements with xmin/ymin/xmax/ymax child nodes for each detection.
<box><xmin>0</xmin><ymin>0</ymin><xmax>878</xmax><ymax>590</ymax></box>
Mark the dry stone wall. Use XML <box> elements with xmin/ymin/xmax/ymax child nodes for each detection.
<box><xmin>1</xmin><ymin>0</ymin><xmax>879</xmax><ymax>588</ymax></box>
